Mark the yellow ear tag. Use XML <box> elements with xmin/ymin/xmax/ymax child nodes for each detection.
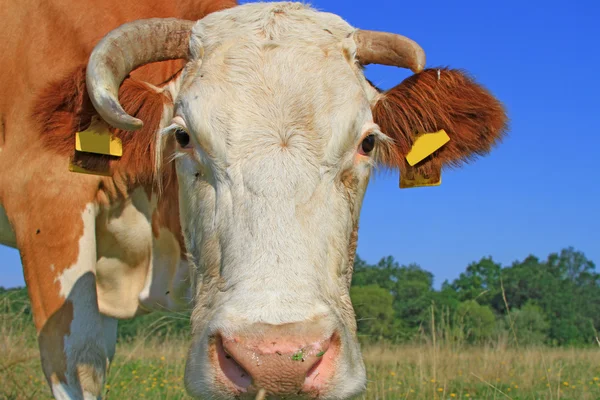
<box><xmin>75</xmin><ymin>117</ymin><xmax>122</xmax><ymax>157</ymax></box>
<box><xmin>400</xmin><ymin>129</ymin><xmax>450</xmax><ymax>189</ymax></box>
<box><xmin>400</xmin><ymin>167</ymin><xmax>442</xmax><ymax>189</ymax></box>
<box><xmin>405</xmin><ymin>129</ymin><xmax>450</xmax><ymax>167</ymax></box>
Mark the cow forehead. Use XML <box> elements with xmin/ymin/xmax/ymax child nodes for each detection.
<box><xmin>175</xmin><ymin>3</ymin><xmax>372</xmax><ymax>169</ymax></box>
<box><xmin>182</xmin><ymin>47</ymin><xmax>368</xmax><ymax>150</ymax></box>
<box><xmin>191</xmin><ymin>2</ymin><xmax>356</xmax><ymax>53</ymax></box>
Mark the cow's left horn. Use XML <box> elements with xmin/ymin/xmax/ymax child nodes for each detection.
<box><xmin>86</xmin><ymin>18</ymin><xmax>195</xmax><ymax>131</ymax></box>
<box><xmin>354</xmin><ymin>30</ymin><xmax>426</xmax><ymax>74</ymax></box>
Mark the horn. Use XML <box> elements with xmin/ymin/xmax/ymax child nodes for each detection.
<box><xmin>86</xmin><ymin>18</ymin><xmax>195</xmax><ymax>131</ymax></box>
<box><xmin>354</xmin><ymin>30</ymin><xmax>426</xmax><ymax>74</ymax></box>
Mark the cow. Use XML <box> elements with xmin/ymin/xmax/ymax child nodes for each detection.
<box><xmin>0</xmin><ymin>0</ymin><xmax>508</xmax><ymax>399</ymax></box>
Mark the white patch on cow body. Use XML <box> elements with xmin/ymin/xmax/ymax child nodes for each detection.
<box><xmin>95</xmin><ymin>184</ymin><xmax>192</xmax><ymax>318</ymax></box>
<box><xmin>0</xmin><ymin>202</ymin><xmax>17</xmax><ymax>248</ymax></box>
<box><xmin>95</xmin><ymin>188</ymin><xmax>155</xmax><ymax>318</ymax></box>
<box><xmin>51</xmin><ymin>382</ymin><xmax>99</xmax><ymax>400</ymax></box>
<box><xmin>49</xmin><ymin>203</ymin><xmax>107</xmax><ymax>399</ymax></box>
<box><xmin>51</xmin><ymin>382</ymin><xmax>79</xmax><ymax>400</ymax></box>
<box><xmin>55</xmin><ymin>203</ymin><xmax>98</xmax><ymax>298</ymax></box>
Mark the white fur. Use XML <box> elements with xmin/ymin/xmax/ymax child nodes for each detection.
<box><xmin>54</xmin><ymin>204</ymin><xmax>98</xmax><ymax>298</ymax></box>
<box><xmin>50</xmin><ymin>203</ymin><xmax>107</xmax><ymax>400</ymax></box>
<box><xmin>165</xmin><ymin>3</ymin><xmax>379</xmax><ymax>398</ymax></box>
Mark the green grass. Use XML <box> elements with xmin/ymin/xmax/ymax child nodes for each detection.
<box><xmin>2</xmin><ymin>294</ymin><xmax>600</xmax><ymax>399</ymax></box>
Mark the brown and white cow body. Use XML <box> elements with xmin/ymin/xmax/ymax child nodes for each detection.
<box><xmin>0</xmin><ymin>0</ymin><xmax>235</xmax><ymax>398</ymax></box>
<box><xmin>0</xmin><ymin>0</ymin><xmax>507</xmax><ymax>399</ymax></box>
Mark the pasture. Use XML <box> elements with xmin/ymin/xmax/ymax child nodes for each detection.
<box><xmin>2</xmin><ymin>293</ymin><xmax>599</xmax><ymax>400</ymax></box>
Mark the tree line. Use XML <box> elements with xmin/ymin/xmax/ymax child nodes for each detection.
<box><xmin>1</xmin><ymin>246</ymin><xmax>598</xmax><ymax>347</ymax></box>
<box><xmin>351</xmin><ymin>247</ymin><xmax>600</xmax><ymax>346</ymax></box>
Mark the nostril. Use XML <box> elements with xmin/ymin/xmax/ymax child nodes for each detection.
<box><xmin>305</xmin><ymin>356</ymin><xmax>323</xmax><ymax>378</ymax></box>
<box><xmin>303</xmin><ymin>333</ymin><xmax>341</xmax><ymax>393</ymax></box>
<box><xmin>215</xmin><ymin>335</ymin><xmax>252</xmax><ymax>390</ymax></box>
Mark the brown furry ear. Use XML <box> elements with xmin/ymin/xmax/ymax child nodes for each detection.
<box><xmin>38</xmin><ymin>66</ymin><xmax>178</xmax><ymax>185</ymax></box>
<box><xmin>372</xmin><ymin>68</ymin><xmax>508</xmax><ymax>178</ymax></box>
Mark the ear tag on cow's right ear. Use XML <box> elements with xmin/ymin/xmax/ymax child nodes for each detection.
<box><xmin>75</xmin><ymin>117</ymin><xmax>122</xmax><ymax>157</ymax></box>
<box><xmin>400</xmin><ymin>129</ymin><xmax>449</xmax><ymax>189</ymax></box>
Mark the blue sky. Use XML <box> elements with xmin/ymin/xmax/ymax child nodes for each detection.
<box><xmin>1</xmin><ymin>0</ymin><xmax>598</xmax><ymax>289</ymax></box>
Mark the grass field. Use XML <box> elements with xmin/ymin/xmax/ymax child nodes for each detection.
<box><xmin>2</xmin><ymin>300</ymin><xmax>600</xmax><ymax>399</ymax></box>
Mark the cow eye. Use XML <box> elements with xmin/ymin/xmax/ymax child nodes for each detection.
<box><xmin>174</xmin><ymin>128</ymin><xmax>191</xmax><ymax>148</ymax></box>
<box><xmin>360</xmin><ymin>134</ymin><xmax>376</xmax><ymax>155</ymax></box>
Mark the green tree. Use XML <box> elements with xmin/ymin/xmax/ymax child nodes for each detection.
<box><xmin>451</xmin><ymin>257</ymin><xmax>502</xmax><ymax>305</ymax></box>
<box><xmin>352</xmin><ymin>256</ymin><xmax>435</xmax><ymax>340</ymax></box>
<box><xmin>508</xmin><ymin>301</ymin><xmax>550</xmax><ymax>346</ymax></box>
<box><xmin>350</xmin><ymin>284</ymin><xmax>403</xmax><ymax>341</ymax></box>
<box><xmin>455</xmin><ymin>300</ymin><xmax>496</xmax><ymax>344</ymax></box>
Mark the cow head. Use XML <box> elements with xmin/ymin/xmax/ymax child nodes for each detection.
<box><xmin>85</xmin><ymin>2</ymin><xmax>507</xmax><ymax>399</ymax></box>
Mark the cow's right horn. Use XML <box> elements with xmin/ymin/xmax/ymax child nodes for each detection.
<box><xmin>86</xmin><ymin>18</ymin><xmax>195</xmax><ymax>131</ymax></box>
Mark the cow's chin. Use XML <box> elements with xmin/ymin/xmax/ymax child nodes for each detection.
<box><xmin>184</xmin><ymin>317</ymin><xmax>367</xmax><ymax>399</ymax></box>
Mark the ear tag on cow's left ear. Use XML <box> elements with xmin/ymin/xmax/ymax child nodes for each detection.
<box><xmin>405</xmin><ymin>129</ymin><xmax>450</xmax><ymax>167</ymax></box>
<box><xmin>400</xmin><ymin>129</ymin><xmax>449</xmax><ymax>189</ymax></box>
<box><xmin>400</xmin><ymin>167</ymin><xmax>442</xmax><ymax>188</ymax></box>
<box><xmin>75</xmin><ymin>117</ymin><xmax>122</xmax><ymax>157</ymax></box>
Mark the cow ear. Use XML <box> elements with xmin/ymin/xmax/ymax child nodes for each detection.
<box><xmin>372</xmin><ymin>68</ymin><xmax>508</xmax><ymax>183</ymax></box>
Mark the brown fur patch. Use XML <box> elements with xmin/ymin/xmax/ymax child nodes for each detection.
<box><xmin>373</xmin><ymin>68</ymin><xmax>508</xmax><ymax>177</ymax></box>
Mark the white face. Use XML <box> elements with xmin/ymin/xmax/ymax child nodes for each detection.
<box><xmin>164</xmin><ymin>3</ymin><xmax>386</xmax><ymax>399</ymax></box>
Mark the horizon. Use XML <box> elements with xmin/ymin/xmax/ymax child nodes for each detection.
<box><xmin>1</xmin><ymin>245</ymin><xmax>594</xmax><ymax>291</ymax></box>
<box><xmin>1</xmin><ymin>0</ymin><xmax>598</xmax><ymax>290</ymax></box>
